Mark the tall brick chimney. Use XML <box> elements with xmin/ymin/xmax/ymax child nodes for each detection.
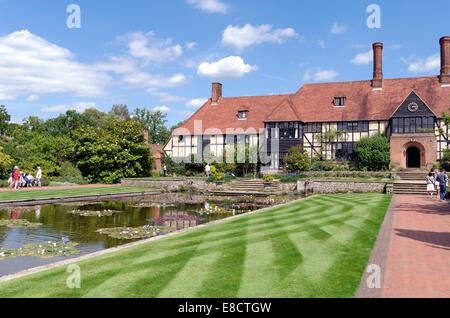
<box><xmin>211</xmin><ymin>82</ymin><xmax>222</xmax><ymax>105</ymax></box>
<box><xmin>440</xmin><ymin>36</ymin><xmax>450</xmax><ymax>85</ymax></box>
<box><xmin>372</xmin><ymin>42</ymin><xmax>383</xmax><ymax>89</ymax></box>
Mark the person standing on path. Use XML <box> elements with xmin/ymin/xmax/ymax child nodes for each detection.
<box><xmin>12</xmin><ymin>166</ymin><xmax>21</xmax><ymax>190</ymax></box>
<box><xmin>426</xmin><ymin>172</ymin><xmax>436</xmax><ymax>199</ymax></box>
<box><xmin>432</xmin><ymin>168</ymin><xmax>441</xmax><ymax>198</ymax></box>
<box><xmin>36</xmin><ymin>166</ymin><xmax>42</xmax><ymax>188</ymax></box>
<box><xmin>437</xmin><ymin>168</ymin><xmax>449</xmax><ymax>201</ymax></box>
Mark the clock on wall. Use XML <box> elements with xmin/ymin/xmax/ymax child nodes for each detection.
<box><xmin>408</xmin><ymin>102</ymin><xmax>419</xmax><ymax>112</ymax></box>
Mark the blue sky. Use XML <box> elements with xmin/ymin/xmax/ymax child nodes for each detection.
<box><xmin>0</xmin><ymin>0</ymin><xmax>449</xmax><ymax>125</ymax></box>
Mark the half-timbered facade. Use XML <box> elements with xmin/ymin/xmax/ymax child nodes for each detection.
<box><xmin>165</xmin><ymin>36</ymin><xmax>450</xmax><ymax>171</ymax></box>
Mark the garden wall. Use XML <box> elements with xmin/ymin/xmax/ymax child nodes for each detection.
<box><xmin>298</xmin><ymin>180</ymin><xmax>389</xmax><ymax>194</ymax></box>
<box><xmin>121</xmin><ymin>178</ymin><xmax>217</xmax><ymax>192</ymax></box>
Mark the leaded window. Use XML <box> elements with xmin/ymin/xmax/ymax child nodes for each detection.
<box><xmin>304</xmin><ymin>123</ymin><xmax>322</xmax><ymax>133</ymax></box>
<box><xmin>337</xmin><ymin>121</ymin><xmax>369</xmax><ymax>132</ymax></box>
<box><xmin>392</xmin><ymin>117</ymin><xmax>435</xmax><ymax>134</ymax></box>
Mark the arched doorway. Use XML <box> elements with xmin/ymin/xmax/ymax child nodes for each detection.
<box><xmin>406</xmin><ymin>146</ymin><xmax>421</xmax><ymax>168</ymax></box>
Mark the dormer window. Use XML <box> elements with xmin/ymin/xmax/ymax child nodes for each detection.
<box><xmin>237</xmin><ymin>111</ymin><xmax>248</xmax><ymax>120</ymax></box>
<box><xmin>333</xmin><ymin>97</ymin><xmax>346</xmax><ymax>107</ymax></box>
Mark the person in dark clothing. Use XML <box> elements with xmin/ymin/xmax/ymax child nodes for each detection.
<box><xmin>436</xmin><ymin>168</ymin><xmax>449</xmax><ymax>201</ymax></box>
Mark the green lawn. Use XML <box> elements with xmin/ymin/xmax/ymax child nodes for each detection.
<box><xmin>0</xmin><ymin>186</ymin><xmax>153</xmax><ymax>203</ymax></box>
<box><xmin>0</xmin><ymin>193</ymin><xmax>391</xmax><ymax>298</ymax></box>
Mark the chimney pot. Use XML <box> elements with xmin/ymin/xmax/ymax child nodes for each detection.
<box><xmin>440</xmin><ymin>36</ymin><xmax>450</xmax><ymax>84</ymax></box>
<box><xmin>211</xmin><ymin>82</ymin><xmax>222</xmax><ymax>105</ymax></box>
<box><xmin>372</xmin><ymin>42</ymin><xmax>383</xmax><ymax>89</ymax></box>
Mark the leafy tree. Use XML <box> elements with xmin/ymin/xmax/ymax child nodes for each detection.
<box><xmin>110</xmin><ymin>104</ymin><xmax>130</xmax><ymax>120</ymax></box>
<box><xmin>0</xmin><ymin>105</ymin><xmax>11</xmax><ymax>136</ymax></box>
<box><xmin>72</xmin><ymin>118</ymin><xmax>152</xmax><ymax>183</ymax></box>
<box><xmin>0</xmin><ymin>146</ymin><xmax>13</xmax><ymax>178</ymax></box>
<box><xmin>284</xmin><ymin>147</ymin><xmax>312</xmax><ymax>172</ymax></box>
<box><xmin>355</xmin><ymin>135</ymin><xmax>390</xmax><ymax>171</ymax></box>
<box><xmin>133</xmin><ymin>108</ymin><xmax>170</xmax><ymax>145</ymax></box>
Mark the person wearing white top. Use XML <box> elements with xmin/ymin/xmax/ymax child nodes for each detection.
<box><xmin>426</xmin><ymin>173</ymin><xmax>436</xmax><ymax>199</ymax></box>
<box><xmin>36</xmin><ymin>166</ymin><xmax>42</xmax><ymax>187</ymax></box>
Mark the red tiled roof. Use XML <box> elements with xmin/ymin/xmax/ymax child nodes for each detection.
<box><xmin>175</xmin><ymin>94</ymin><xmax>292</xmax><ymax>135</ymax></box>
<box><xmin>289</xmin><ymin>76</ymin><xmax>450</xmax><ymax>123</ymax></box>
<box><xmin>175</xmin><ymin>76</ymin><xmax>450</xmax><ymax>135</ymax></box>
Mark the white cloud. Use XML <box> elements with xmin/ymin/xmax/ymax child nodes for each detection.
<box><xmin>197</xmin><ymin>56</ymin><xmax>257</xmax><ymax>79</ymax></box>
<box><xmin>331</xmin><ymin>22</ymin><xmax>346</xmax><ymax>35</ymax></box>
<box><xmin>304</xmin><ymin>68</ymin><xmax>338</xmax><ymax>82</ymax></box>
<box><xmin>402</xmin><ymin>54</ymin><xmax>440</xmax><ymax>73</ymax></box>
<box><xmin>152</xmin><ymin>105</ymin><xmax>170</xmax><ymax>113</ymax></box>
<box><xmin>99</xmin><ymin>54</ymin><xmax>188</xmax><ymax>93</ymax></box>
<box><xmin>222</xmin><ymin>24</ymin><xmax>298</xmax><ymax>51</ymax></box>
<box><xmin>126</xmin><ymin>31</ymin><xmax>183</xmax><ymax>63</ymax></box>
<box><xmin>351</xmin><ymin>50</ymin><xmax>373</xmax><ymax>65</ymax></box>
<box><xmin>187</xmin><ymin>0</ymin><xmax>229</xmax><ymax>14</ymax></box>
<box><xmin>186</xmin><ymin>98</ymin><xmax>207</xmax><ymax>108</ymax></box>
<box><xmin>186</xmin><ymin>42</ymin><xmax>198</xmax><ymax>50</ymax></box>
<box><xmin>96</xmin><ymin>56</ymin><xmax>137</xmax><ymax>74</ymax></box>
<box><xmin>319</xmin><ymin>40</ymin><xmax>325</xmax><ymax>49</ymax></box>
<box><xmin>152</xmin><ymin>92</ymin><xmax>186</xmax><ymax>103</ymax></box>
<box><xmin>0</xmin><ymin>30</ymin><xmax>108</xmax><ymax>101</ymax></box>
<box><xmin>27</xmin><ymin>94</ymin><xmax>39</xmax><ymax>102</ymax></box>
<box><xmin>41</xmin><ymin>102</ymin><xmax>97</xmax><ymax>114</ymax></box>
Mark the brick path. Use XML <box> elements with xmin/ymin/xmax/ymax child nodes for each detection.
<box><xmin>360</xmin><ymin>195</ymin><xmax>450</xmax><ymax>298</ymax></box>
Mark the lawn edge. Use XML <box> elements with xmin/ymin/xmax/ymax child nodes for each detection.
<box><xmin>0</xmin><ymin>194</ymin><xmax>318</xmax><ymax>284</ymax></box>
<box><xmin>356</xmin><ymin>194</ymin><xmax>396</xmax><ymax>298</ymax></box>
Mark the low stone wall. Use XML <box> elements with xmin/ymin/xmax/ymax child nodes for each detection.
<box><xmin>121</xmin><ymin>178</ymin><xmax>220</xmax><ymax>192</ymax></box>
<box><xmin>298</xmin><ymin>180</ymin><xmax>388</xmax><ymax>194</ymax></box>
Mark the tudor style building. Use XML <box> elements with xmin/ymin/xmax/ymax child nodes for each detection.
<box><xmin>165</xmin><ymin>36</ymin><xmax>450</xmax><ymax>171</ymax></box>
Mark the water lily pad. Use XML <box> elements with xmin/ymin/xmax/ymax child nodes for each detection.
<box><xmin>69</xmin><ymin>209</ymin><xmax>123</xmax><ymax>217</ymax></box>
<box><xmin>0</xmin><ymin>241</ymin><xmax>80</xmax><ymax>260</ymax></box>
<box><xmin>0</xmin><ymin>219</ymin><xmax>42</xmax><ymax>228</ymax></box>
<box><xmin>96</xmin><ymin>225</ymin><xmax>163</xmax><ymax>240</ymax></box>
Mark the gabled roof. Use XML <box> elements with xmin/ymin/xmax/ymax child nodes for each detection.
<box><xmin>265</xmin><ymin>97</ymin><xmax>300</xmax><ymax>122</ymax></box>
<box><xmin>175</xmin><ymin>94</ymin><xmax>292</xmax><ymax>135</ymax></box>
<box><xmin>174</xmin><ymin>76</ymin><xmax>450</xmax><ymax>136</ymax></box>
<box><xmin>289</xmin><ymin>76</ymin><xmax>450</xmax><ymax>122</ymax></box>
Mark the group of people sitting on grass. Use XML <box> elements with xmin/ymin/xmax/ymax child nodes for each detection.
<box><xmin>426</xmin><ymin>168</ymin><xmax>449</xmax><ymax>201</ymax></box>
<box><xmin>7</xmin><ymin>166</ymin><xmax>42</xmax><ymax>190</ymax></box>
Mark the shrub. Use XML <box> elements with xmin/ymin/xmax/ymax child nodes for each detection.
<box><xmin>355</xmin><ymin>135</ymin><xmax>390</xmax><ymax>171</ymax></box>
<box><xmin>277</xmin><ymin>174</ymin><xmax>308</xmax><ymax>183</ymax></box>
<box><xmin>311</xmin><ymin>160</ymin><xmax>335</xmax><ymax>171</ymax></box>
<box><xmin>284</xmin><ymin>147</ymin><xmax>311</xmax><ymax>172</ymax></box>
<box><xmin>442</xmin><ymin>149</ymin><xmax>450</xmax><ymax>162</ymax></box>
<box><xmin>263</xmin><ymin>174</ymin><xmax>274</xmax><ymax>182</ymax></box>
<box><xmin>212</xmin><ymin>172</ymin><xmax>225</xmax><ymax>181</ymax></box>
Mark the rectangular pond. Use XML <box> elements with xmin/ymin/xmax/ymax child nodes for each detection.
<box><xmin>0</xmin><ymin>192</ymin><xmax>297</xmax><ymax>277</ymax></box>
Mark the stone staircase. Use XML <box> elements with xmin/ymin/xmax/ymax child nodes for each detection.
<box><xmin>393</xmin><ymin>170</ymin><xmax>428</xmax><ymax>195</ymax></box>
<box><xmin>230</xmin><ymin>179</ymin><xmax>280</xmax><ymax>192</ymax></box>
